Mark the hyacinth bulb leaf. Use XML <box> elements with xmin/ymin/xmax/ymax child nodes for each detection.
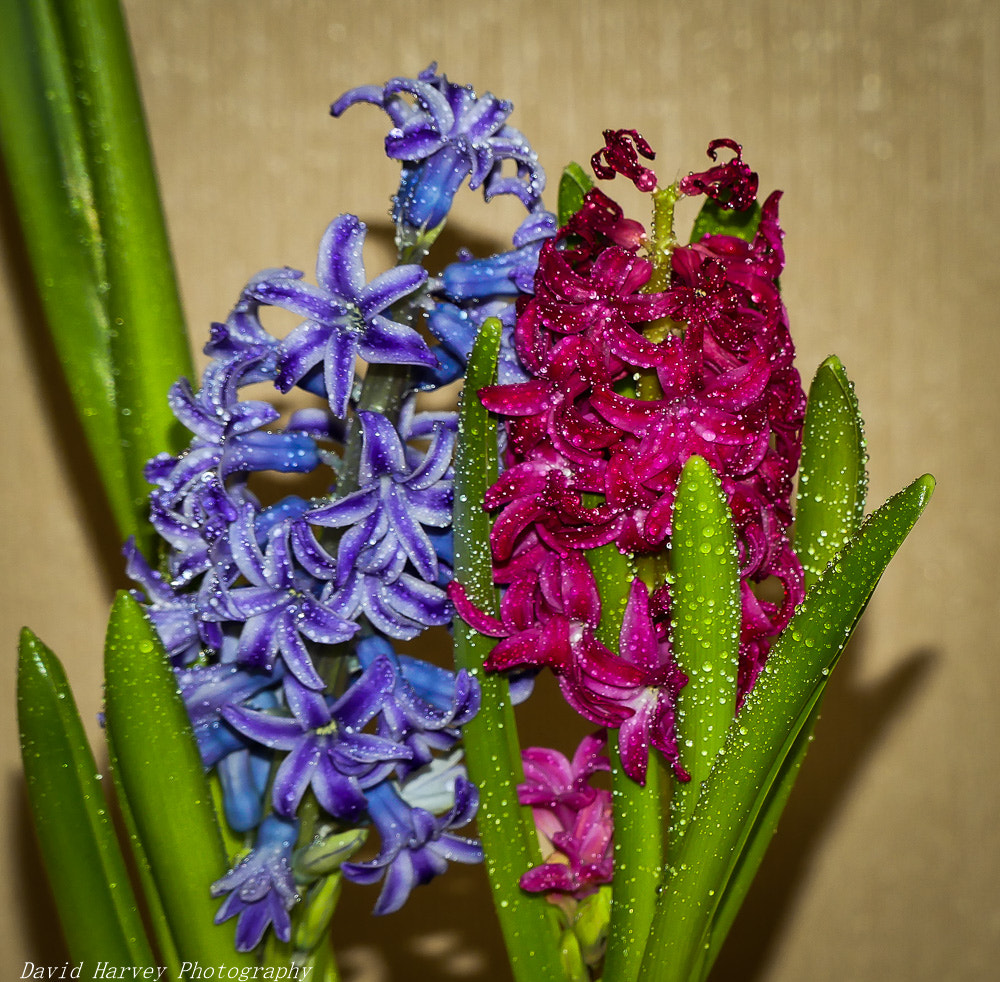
<box><xmin>0</xmin><ymin>0</ymin><xmax>192</xmax><ymax>551</ymax></box>
<box><xmin>452</xmin><ymin>318</ymin><xmax>565</xmax><ymax>982</ymax></box>
<box><xmin>696</xmin><ymin>357</ymin><xmax>869</xmax><ymax>973</ymax></box>
<box><xmin>558</xmin><ymin>161</ymin><xmax>594</xmax><ymax>226</ymax></box>
<box><xmin>689</xmin><ymin>196</ymin><xmax>762</xmax><ymax>245</ymax></box>
<box><xmin>795</xmin><ymin>355</ymin><xmax>869</xmax><ymax>588</ymax></box>
<box><xmin>104</xmin><ymin>723</ymin><xmax>182</xmax><ymax>977</ymax></box>
<box><xmin>54</xmin><ymin>0</ymin><xmax>193</xmax><ymax>509</ymax></box>
<box><xmin>699</xmin><ymin>696</ymin><xmax>820</xmax><ymax>976</ymax></box>
<box><xmin>640</xmin><ymin>473</ymin><xmax>934</xmax><ymax>982</ymax></box>
<box><xmin>0</xmin><ymin>0</ymin><xmax>131</xmax><ymax>536</ymax></box>
<box><xmin>17</xmin><ymin>629</ymin><xmax>155</xmax><ymax>969</ymax></box>
<box><xmin>104</xmin><ymin>592</ymin><xmax>253</xmax><ymax>967</ymax></box>
<box><xmin>668</xmin><ymin>455</ymin><xmax>741</xmax><ymax>835</ymax></box>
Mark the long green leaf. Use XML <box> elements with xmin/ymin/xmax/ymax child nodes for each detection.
<box><xmin>452</xmin><ymin>319</ymin><xmax>565</xmax><ymax>982</ymax></box>
<box><xmin>55</xmin><ymin>0</ymin><xmax>193</xmax><ymax>513</ymax></box>
<box><xmin>103</xmin><ymin>592</ymin><xmax>252</xmax><ymax>966</ymax></box>
<box><xmin>697</xmin><ymin>355</ymin><xmax>870</xmax><ymax>971</ymax></box>
<box><xmin>639</xmin><ymin>474</ymin><xmax>934</xmax><ymax>982</ymax></box>
<box><xmin>795</xmin><ymin>355</ymin><xmax>868</xmax><ymax>587</ymax></box>
<box><xmin>105</xmin><ymin>725</ymin><xmax>183</xmax><ymax>975</ymax></box>
<box><xmin>668</xmin><ymin>455</ymin><xmax>741</xmax><ymax>834</ymax></box>
<box><xmin>593</xmin><ymin>541</ymin><xmax>656</xmax><ymax>982</ymax></box>
<box><xmin>699</xmin><ymin>698</ymin><xmax>818</xmax><ymax>976</ymax></box>
<box><xmin>0</xmin><ymin>0</ymin><xmax>192</xmax><ymax>547</ymax></box>
<box><xmin>0</xmin><ymin>0</ymin><xmax>131</xmax><ymax>535</ymax></box>
<box><xmin>605</xmin><ymin>456</ymin><xmax>740</xmax><ymax>982</ymax></box>
<box><xmin>602</xmin><ymin>750</ymin><xmax>664</xmax><ymax>982</ymax></box>
<box><xmin>17</xmin><ymin>628</ymin><xmax>154</xmax><ymax>968</ymax></box>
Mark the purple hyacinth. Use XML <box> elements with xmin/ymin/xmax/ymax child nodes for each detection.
<box><xmin>341</xmin><ymin>775</ymin><xmax>482</xmax><ymax>915</ymax></box>
<box><xmin>310</xmin><ymin>411</ymin><xmax>454</xmax><ymax>640</ymax></box>
<box><xmin>332</xmin><ymin>64</ymin><xmax>544</xmax><ymax>231</ymax></box>
<box><xmin>248</xmin><ymin>214</ymin><xmax>435</xmax><ymax>417</ymax></box>
<box><xmin>356</xmin><ymin>634</ymin><xmax>480</xmax><ymax>771</ymax></box>
<box><xmin>223</xmin><ymin>656</ymin><xmax>412</xmax><ymax>822</ymax></box>
<box><xmin>212</xmin><ymin>814</ymin><xmax>299</xmax><ymax>952</ymax></box>
<box><xmin>205</xmin><ymin>507</ymin><xmax>357</xmax><ymax>691</ymax></box>
<box><xmin>438</xmin><ymin>208</ymin><xmax>556</xmax><ymax>301</ymax></box>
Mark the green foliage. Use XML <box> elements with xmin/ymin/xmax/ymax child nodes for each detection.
<box><xmin>103</xmin><ymin>593</ymin><xmax>251</xmax><ymax>966</ymax></box>
<box><xmin>641</xmin><ymin>473</ymin><xmax>934</xmax><ymax>981</ymax></box>
<box><xmin>558</xmin><ymin>161</ymin><xmax>594</xmax><ymax>225</ymax></box>
<box><xmin>669</xmin><ymin>456</ymin><xmax>742</xmax><ymax>834</ymax></box>
<box><xmin>689</xmin><ymin>197</ymin><xmax>762</xmax><ymax>244</ymax></box>
<box><xmin>0</xmin><ymin>0</ymin><xmax>192</xmax><ymax>549</ymax></box>
<box><xmin>17</xmin><ymin>630</ymin><xmax>154</xmax><ymax>969</ymax></box>
<box><xmin>452</xmin><ymin>319</ymin><xmax>565</xmax><ymax>982</ymax></box>
<box><xmin>796</xmin><ymin>355</ymin><xmax>869</xmax><ymax>586</ymax></box>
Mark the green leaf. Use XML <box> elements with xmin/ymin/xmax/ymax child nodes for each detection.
<box><xmin>558</xmin><ymin>161</ymin><xmax>593</xmax><ymax>225</ymax></box>
<box><xmin>690</xmin><ymin>357</ymin><xmax>869</xmax><ymax>973</ymax></box>
<box><xmin>103</xmin><ymin>592</ymin><xmax>252</xmax><ymax>965</ymax></box>
<box><xmin>0</xmin><ymin>0</ymin><xmax>192</xmax><ymax>549</ymax></box>
<box><xmin>639</xmin><ymin>474</ymin><xmax>935</xmax><ymax>982</ymax></box>
<box><xmin>0</xmin><ymin>0</ymin><xmax>131</xmax><ymax>536</ymax></box>
<box><xmin>55</xmin><ymin>0</ymin><xmax>193</xmax><ymax>516</ymax></box>
<box><xmin>700</xmin><ymin>697</ymin><xmax>819</xmax><ymax>975</ymax></box>
<box><xmin>17</xmin><ymin>628</ymin><xmax>154</xmax><ymax>968</ymax></box>
<box><xmin>591</xmin><ymin>542</ymin><xmax>661</xmax><ymax>982</ymax></box>
<box><xmin>602</xmin><ymin>751</ymin><xmax>664</xmax><ymax>982</ymax></box>
<box><xmin>689</xmin><ymin>197</ymin><xmax>762</xmax><ymax>245</ymax></box>
<box><xmin>105</xmin><ymin>724</ymin><xmax>183</xmax><ymax>976</ymax></box>
<box><xmin>795</xmin><ymin>355</ymin><xmax>868</xmax><ymax>587</ymax></box>
<box><xmin>452</xmin><ymin>319</ymin><xmax>565</xmax><ymax>982</ymax></box>
<box><xmin>668</xmin><ymin>455</ymin><xmax>741</xmax><ymax>834</ymax></box>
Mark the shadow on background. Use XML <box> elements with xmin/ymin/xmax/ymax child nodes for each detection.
<box><xmin>710</xmin><ymin>637</ymin><xmax>935</xmax><ymax>981</ymax></box>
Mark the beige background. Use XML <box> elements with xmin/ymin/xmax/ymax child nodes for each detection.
<box><xmin>2</xmin><ymin>0</ymin><xmax>998</xmax><ymax>978</ymax></box>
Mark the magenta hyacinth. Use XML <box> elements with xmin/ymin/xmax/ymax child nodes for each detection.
<box><xmin>517</xmin><ymin>733</ymin><xmax>614</xmax><ymax>900</ymax></box>
<box><xmin>455</xmin><ymin>136</ymin><xmax>806</xmax><ymax>785</ymax></box>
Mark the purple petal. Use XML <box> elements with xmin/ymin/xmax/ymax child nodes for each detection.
<box><xmin>333</xmin><ymin>656</ymin><xmax>394</xmax><ymax>727</ymax></box>
<box><xmin>323</xmin><ymin>328</ymin><xmax>360</xmax><ymax>418</ymax></box>
<box><xmin>272</xmin><ymin>740</ymin><xmax>322</xmax><ymax>816</ymax></box>
<box><xmin>316</xmin><ymin>214</ymin><xmax>366</xmax><ymax>297</ymax></box>
<box><xmin>358</xmin><ymin>264</ymin><xmax>428</xmax><ymax>319</ymax></box>
<box><xmin>223</xmin><ymin>705</ymin><xmax>303</xmax><ymax>750</ymax></box>
<box><xmin>358</xmin><ymin>411</ymin><xmax>408</xmax><ymax>481</ymax></box>
<box><xmin>385</xmin><ymin>484</ymin><xmax>438</xmax><ymax>581</ymax></box>
<box><xmin>359</xmin><ymin>315</ymin><xmax>436</xmax><ymax>367</ymax></box>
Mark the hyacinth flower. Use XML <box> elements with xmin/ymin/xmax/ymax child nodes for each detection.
<box><xmin>101</xmin><ymin>62</ymin><xmax>547</xmax><ymax>958</ymax></box>
<box><xmin>248</xmin><ymin>214</ymin><xmax>436</xmax><ymax>417</ymax></box>
<box><xmin>517</xmin><ymin>733</ymin><xmax>614</xmax><ymax>905</ymax></box>
<box><xmin>333</xmin><ymin>63</ymin><xmax>544</xmax><ymax>245</ymax></box>
<box><xmin>448</xmin><ymin>132</ymin><xmax>934</xmax><ymax>982</ymax></box>
<box><xmin>8</xmin><ymin>13</ymin><xmax>933</xmax><ymax>982</ymax></box>
<box><xmin>211</xmin><ymin>815</ymin><xmax>300</xmax><ymax>952</ymax></box>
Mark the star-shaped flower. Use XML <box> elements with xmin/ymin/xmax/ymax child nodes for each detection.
<box><xmin>248</xmin><ymin>214</ymin><xmax>434</xmax><ymax>417</ymax></box>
